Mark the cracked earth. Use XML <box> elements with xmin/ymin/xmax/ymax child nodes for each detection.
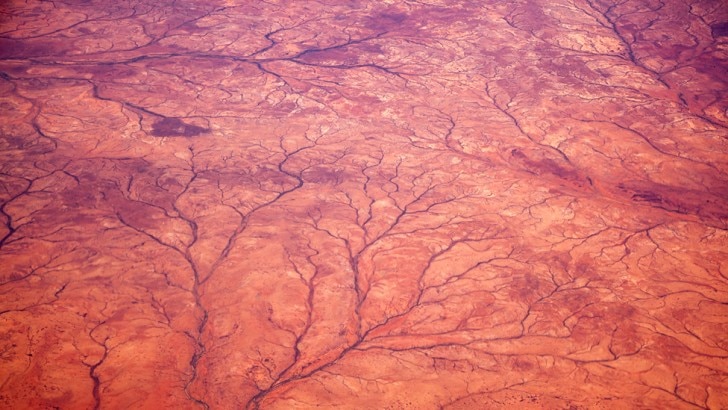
<box><xmin>1</xmin><ymin>0</ymin><xmax>727</xmax><ymax>408</ymax></box>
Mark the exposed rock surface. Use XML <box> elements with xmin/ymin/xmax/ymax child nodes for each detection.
<box><xmin>1</xmin><ymin>0</ymin><xmax>727</xmax><ymax>408</ymax></box>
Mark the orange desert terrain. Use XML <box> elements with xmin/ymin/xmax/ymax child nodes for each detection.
<box><xmin>1</xmin><ymin>0</ymin><xmax>727</xmax><ymax>408</ymax></box>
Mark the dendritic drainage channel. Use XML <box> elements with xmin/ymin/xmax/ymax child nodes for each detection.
<box><xmin>1</xmin><ymin>0</ymin><xmax>727</xmax><ymax>409</ymax></box>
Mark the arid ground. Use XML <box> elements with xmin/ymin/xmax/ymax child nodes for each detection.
<box><xmin>1</xmin><ymin>0</ymin><xmax>727</xmax><ymax>408</ymax></box>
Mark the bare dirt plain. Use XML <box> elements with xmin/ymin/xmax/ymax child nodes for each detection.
<box><xmin>1</xmin><ymin>0</ymin><xmax>727</xmax><ymax>408</ymax></box>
